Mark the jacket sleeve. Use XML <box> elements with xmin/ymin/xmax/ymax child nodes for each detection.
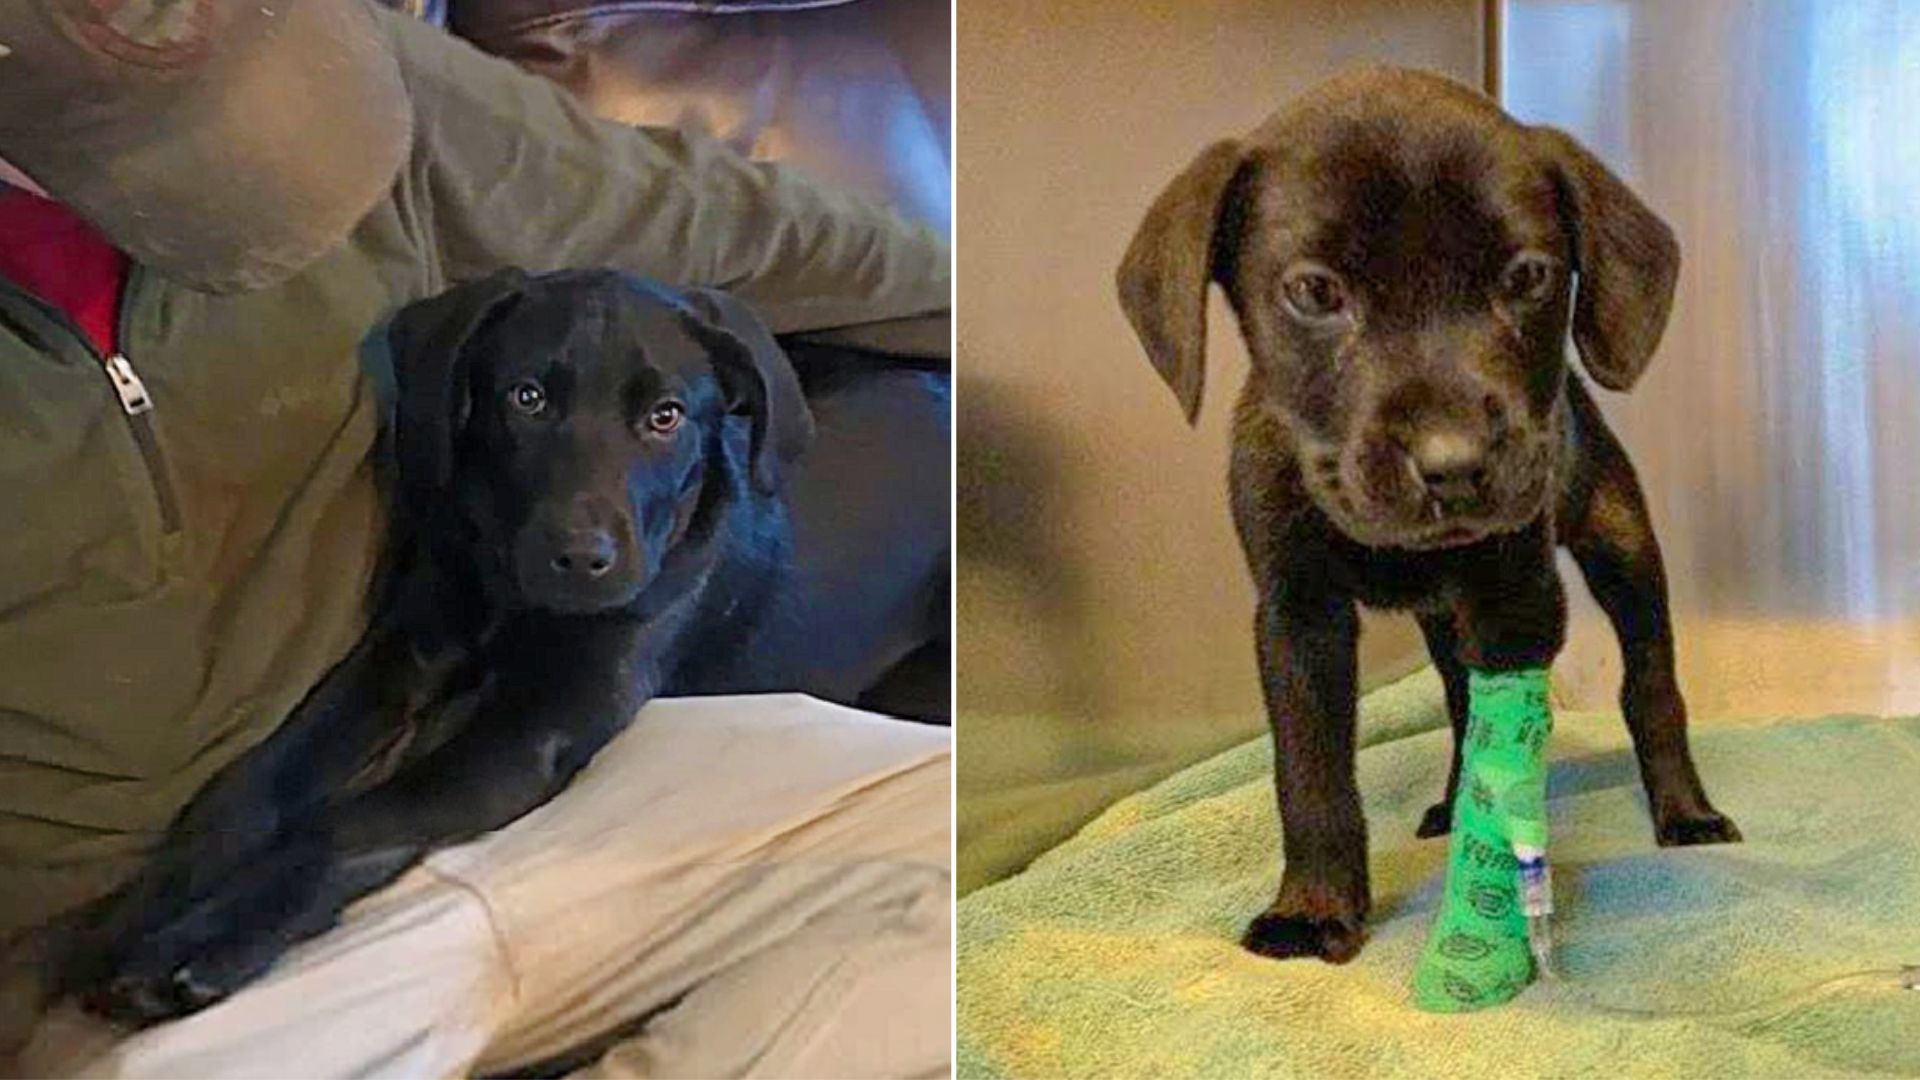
<box><xmin>382</xmin><ymin>9</ymin><xmax>948</xmax><ymax>355</ymax></box>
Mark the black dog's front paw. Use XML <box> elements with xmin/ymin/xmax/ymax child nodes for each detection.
<box><xmin>1656</xmin><ymin>809</ymin><xmax>1742</xmax><ymax>847</ymax></box>
<box><xmin>85</xmin><ymin>965</ymin><xmax>232</xmax><ymax>1027</ymax></box>
<box><xmin>1415</xmin><ymin>801</ymin><xmax>1453</xmax><ymax>838</ymax></box>
<box><xmin>1241</xmin><ymin>910</ymin><xmax>1368</xmax><ymax>964</ymax></box>
<box><xmin>75</xmin><ymin>912</ymin><xmax>269</xmax><ymax>1027</ymax></box>
<box><xmin>71</xmin><ymin>844</ymin><xmax>334</xmax><ymax>1026</ymax></box>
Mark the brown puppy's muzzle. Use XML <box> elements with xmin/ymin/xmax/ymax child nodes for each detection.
<box><xmin>1330</xmin><ymin>380</ymin><xmax>1556</xmax><ymax>550</ymax></box>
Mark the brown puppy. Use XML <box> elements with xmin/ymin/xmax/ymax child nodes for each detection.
<box><xmin>1117</xmin><ymin>67</ymin><xmax>1740</xmax><ymax>965</ymax></box>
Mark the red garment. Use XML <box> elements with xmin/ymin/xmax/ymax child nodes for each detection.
<box><xmin>0</xmin><ymin>186</ymin><xmax>131</xmax><ymax>355</ymax></box>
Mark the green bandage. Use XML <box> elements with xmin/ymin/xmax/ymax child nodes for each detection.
<box><xmin>1411</xmin><ymin>666</ymin><xmax>1554</xmax><ymax>1012</ymax></box>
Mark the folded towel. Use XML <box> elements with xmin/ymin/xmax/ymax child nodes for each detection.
<box><xmin>958</xmin><ymin>669</ymin><xmax>1920</xmax><ymax>1078</ymax></box>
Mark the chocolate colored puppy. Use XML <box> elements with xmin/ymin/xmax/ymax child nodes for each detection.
<box><xmin>1117</xmin><ymin>67</ymin><xmax>1739</xmax><ymax>965</ymax></box>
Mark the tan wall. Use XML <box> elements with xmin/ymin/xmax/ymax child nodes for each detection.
<box><xmin>957</xmin><ymin>0</ymin><xmax>1485</xmax><ymax>892</ymax></box>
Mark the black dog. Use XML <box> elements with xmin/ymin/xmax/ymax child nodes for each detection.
<box><xmin>1116</xmin><ymin>67</ymin><xmax>1739</xmax><ymax>966</ymax></box>
<box><xmin>57</xmin><ymin>269</ymin><xmax>949</xmax><ymax>1022</ymax></box>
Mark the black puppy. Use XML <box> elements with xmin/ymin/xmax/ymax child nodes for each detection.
<box><xmin>1116</xmin><ymin>68</ymin><xmax>1739</xmax><ymax>966</ymax></box>
<box><xmin>58</xmin><ymin>269</ymin><xmax>948</xmax><ymax>1022</ymax></box>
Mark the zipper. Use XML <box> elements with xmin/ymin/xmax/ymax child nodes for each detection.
<box><xmin>0</xmin><ymin>266</ymin><xmax>183</xmax><ymax>534</ymax></box>
<box><xmin>104</xmin><ymin>348</ymin><xmax>183</xmax><ymax>535</ymax></box>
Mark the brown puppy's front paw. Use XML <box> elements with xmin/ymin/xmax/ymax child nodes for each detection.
<box><xmin>1415</xmin><ymin>801</ymin><xmax>1453</xmax><ymax>838</ymax></box>
<box><xmin>1656</xmin><ymin>809</ymin><xmax>1742</xmax><ymax>847</ymax></box>
<box><xmin>1241</xmin><ymin>910</ymin><xmax>1368</xmax><ymax>964</ymax></box>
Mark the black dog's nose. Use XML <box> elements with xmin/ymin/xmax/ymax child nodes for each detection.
<box><xmin>1408</xmin><ymin>431</ymin><xmax>1488</xmax><ymax>505</ymax></box>
<box><xmin>550</xmin><ymin>530</ymin><xmax>618</xmax><ymax>578</ymax></box>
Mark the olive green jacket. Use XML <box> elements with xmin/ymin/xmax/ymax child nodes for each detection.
<box><xmin>0</xmin><ymin>10</ymin><xmax>948</xmax><ymax>941</ymax></box>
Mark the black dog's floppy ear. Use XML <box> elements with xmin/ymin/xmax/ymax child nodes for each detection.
<box><xmin>386</xmin><ymin>268</ymin><xmax>531</xmax><ymax>495</ymax></box>
<box><xmin>1116</xmin><ymin>138</ymin><xmax>1248</xmax><ymax>425</ymax></box>
<box><xmin>1532</xmin><ymin>127</ymin><xmax>1680</xmax><ymax>392</ymax></box>
<box><xmin>680</xmin><ymin>288</ymin><xmax>815</xmax><ymax>493</ymax></box>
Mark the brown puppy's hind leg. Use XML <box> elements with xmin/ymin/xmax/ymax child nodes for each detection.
<box><xmin>1562</xmin><ymin>392</ymin><xmax>1741</xmax><ymax>847</ymax></box>
<box><xmin>1414</xmin><ymin>611</ymin><xmax>1471</xmax><ymax>838</ymax></box>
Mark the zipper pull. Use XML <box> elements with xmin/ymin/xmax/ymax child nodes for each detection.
<box><xmin>103</xmin><ymin>354</ymin><xmax>155</xmax><ymax>416</ymax></box>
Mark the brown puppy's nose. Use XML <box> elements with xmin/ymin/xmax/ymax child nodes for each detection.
<box><xmin>1408</xmin><ymin>430</ymin><xmax>1488</xmax><ymax>506</ymax></box>
<box><xmin>550</xmin><ymin>529</ymin><xmax>618</xmax><ymax>579</ymax></box>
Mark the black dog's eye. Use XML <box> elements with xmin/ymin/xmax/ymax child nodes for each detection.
<box><xmin>645</xmin><ymin>401</ymin><xmax>685</xmax><ymax>436</ymax></box>
<box><xmin>507</xmin><ymin>380</ymin><xmax>547</xmax><ymax>416</ymax></box>
<box><xmin>1502</xmin><ymin>251</ymin><xmax>1559</xmax><ymax>303</ymax></box>
<box><xmin>1280</xmin><ymin>264</ymin><xmax>1350</xmax><ymax>324</ymax></box>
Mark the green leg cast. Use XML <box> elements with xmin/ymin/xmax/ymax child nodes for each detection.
<box><xmin>1411</xmin><ymin>666</ymin><xmax>1553</xmax><ymax>1013</ymax></box>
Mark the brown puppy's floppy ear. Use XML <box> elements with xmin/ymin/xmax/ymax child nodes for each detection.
<box><xmin>680</xmin><ymin>288</ymin><xmax>816</xmax><ymax>493</ymax></box>
<box><xmin>1116</xmin><ymin>139</ymin><xmax>1248</xmax><ymax>425</ymax></box>
<box><xmin>1532</xmin><ymin>127</ymin><xmax>1681</xmax><ymax>392</ymax></box>
<box><xmin>386</xmin><ymin>267</ymin><xmax>531</xmax><ymax>496</ymax></box>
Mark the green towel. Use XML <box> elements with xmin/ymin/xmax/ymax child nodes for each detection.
<box><xmin>958</xmin><ymin>669</ymin><xmax>1920</xmax><ymax>1078</ymax></box>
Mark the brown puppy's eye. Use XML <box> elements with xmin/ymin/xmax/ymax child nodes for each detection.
<box><xmin>1281</xmin><ymin>265</ymin><xmax>1349</xmax><ymax>324</ymax></box>
<box><xmin>645</xmin><ymin>401</ymin><xmax>685</xmax><ymax>436</ymax></box>
<box><xmin>1502</xmin><ymin>251</ymin><xmax>1558</xmax><ymax>303</ymax></box>
<box><xmin>507</xmin><ymin>380</ymin><xmax>546</xmax><ymax>415</ymax></box>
